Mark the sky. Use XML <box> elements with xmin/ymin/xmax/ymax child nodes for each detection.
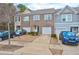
<box><xmin>15</xmin><ymin>3</ymin><xmax>79</xmax><ymax>10</ymax></box>
<box><xmin>23</xmin><ymin>3</ymin><xmax>79</xmax><ymax>10</ymax></box>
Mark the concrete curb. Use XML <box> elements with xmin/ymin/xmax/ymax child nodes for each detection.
<box><xmin>0</xmin><ymin>51</ymin><xmax>22</xmax><ymax>55</ymax></box>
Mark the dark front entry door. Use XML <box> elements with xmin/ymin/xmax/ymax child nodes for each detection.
<box><xmin>16</xmin><ymin>26</ymin><xmax>20</xmax><ymax>30</ymax></box>
<box><xmin>34</xmin><ymin>25</ymin><xmax>39</xmax><ymax>33</ymax></box>
<box><xmin>70</xmin><ymin>27</ymin><xmax>78</xmax><ymax>33</ymax></box>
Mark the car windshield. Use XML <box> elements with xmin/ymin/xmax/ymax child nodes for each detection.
<box><xmin>63</xmin><ymin>32</ymin><xmax>76</xmax><ymax>37</ymax></box>
<box><xmin>68</xmin><ymin>32</ymin><xmax>76</xmax><ymax>37</ymax></box>
<box><xmin>16</xmin><ymin>30</ymin><xmax>22</xmax><ymax>32</ymax></box>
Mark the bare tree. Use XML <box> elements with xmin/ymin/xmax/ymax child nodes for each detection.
<box><xmin>0</xmin><ymin>3</ymin><xmax>16</xmax><ymax>46</ymax></box>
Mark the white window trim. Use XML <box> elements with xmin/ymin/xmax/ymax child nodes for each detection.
<box><xmin>61</xmin><ymin>14</ymin><xmax>72</xmax><ymax>22</ymax></box>
<box><xmin>15</xmin><ymin>16</ymin><xmax>20</xmax><ymax>22</ymax></box>
<box><xmin>33</xmin><ymin>15</ymin><xmax>40</xmax><ymax>20</ymax></box>
<box><xmin>44</xmin><ymin>14</ymin><xmax>52</xmax><ymax>20</ymax></box>
<box><xmin>23</xmin><ymin>16</ymin><xmax>29</xmax><ymax>21</ymax></box>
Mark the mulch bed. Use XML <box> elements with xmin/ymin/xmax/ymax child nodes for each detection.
<box><xmin>12</xmin><ymin>35</ymin><xmax>39</xmax><ymax>42</ymax></box>
<box><xmin>0</xmin><ymin>44</ymin><xmax>23</xmax><ymax>52</ymax></box>
<box><xmin>49</xmin><ymin>48</ymin><xmax>63</xmax><ymax>55</ymax></box>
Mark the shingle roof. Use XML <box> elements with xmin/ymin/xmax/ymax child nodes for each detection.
<box><xmin>31</xmin><ymin>8</ymin><xmax>55</xmax><ymax>14</ymax></box>
<box><xmin>19</xmin><ymin>6</ymin><xmax>79</xmax><ymax>16</ymax></box>
<box><xmin>73</xmin><ymin>7</ymin><xmax>79</xmax><ymax>13</ymax></box>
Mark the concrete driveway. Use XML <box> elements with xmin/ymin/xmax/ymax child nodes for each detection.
<box><xmin>0</xmin><ymin>35</ymin><xmax>52</xmax><ymax>55</ymax></box>
<box><xmin>1</xmin><ymin>35</ymin><xmax>79</xmax><ymax>55</ymax></box>
<box><xmin>15</xmin><ymin>35</ymin><xmax>52</xmax><ymax>55</ymax></box>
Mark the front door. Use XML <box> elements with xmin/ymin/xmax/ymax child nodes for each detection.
<box><xmin>33</xmin><ymin>25</ymin><xmax>39</xmax><ymax>33</ymax></box>
<box><xmin>70</xmin><ymin>27</ymin><xmax>78</xmax><ymax>33</ymax></box>
<box><xmin>16</xmin><ymin>26</ymin><xmax>20</xmax><ymax>30</ymax></box>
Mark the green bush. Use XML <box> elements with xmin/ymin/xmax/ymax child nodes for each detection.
<box><xmin>28</xmin><ymin>32</ymin><xmax>38</xmax><ymax>36</ymax></box>
<box><xmin>51</xmin><ymin>34</ymin><xmax>57</xmax><ymax>39</ymax></box>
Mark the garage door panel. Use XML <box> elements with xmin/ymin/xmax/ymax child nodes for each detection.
<box><xmin>42</xmin><ymin>27</ymin><xmax>51</xmax><ymax>34</ymax></box>
<box><xmin>23</xmin><ymin>27</ymin><xmax>31</xmax><ymax>32</ymax></box>
<box><xmin>55</xmin><ymin>27</ymin><xmax>69</xmax><ymax>39</ymax></box>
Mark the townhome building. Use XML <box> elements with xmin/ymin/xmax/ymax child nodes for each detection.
<box><xmin>15</xmin><ymin>8</ymin><xmax>55</xmax><ymax>35</ymax></box>
<box><xmin>15</xmin><ymin>5</ymin><xmax>79</xmax><ymax>37</ymax></box>
<box><xmin>55</xmin><ymin>5</ymin><xmax>79</xmax><ymax>37</ymax></box>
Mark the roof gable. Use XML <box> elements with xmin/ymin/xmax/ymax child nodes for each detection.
<box><xmin>56</xmin><ymin>5</ymin><xmax>77</xmax><ymax>15</ymax></box>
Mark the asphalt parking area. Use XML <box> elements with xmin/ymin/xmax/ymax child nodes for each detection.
<box><xmin>57</xmin><ymin>40</ymin><xmax>79</xmax><ymax>55</ymax></box>
<box><xmin>62</xmin><ymin>44</ymin><xmax>79</xmax><ymax>55</ymax></box>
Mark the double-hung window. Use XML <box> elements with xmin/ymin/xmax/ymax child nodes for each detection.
<box><xmin>15</xmin><ymin>16</ymin><xmax>20</xmax><ymax>22</ymax></box>
<box><xmin>33</xmin><ymin>15</ymin><xmax>40</xmax><ymax>20</ymax></box>
<box><xmin>44</xmin><ymin>14</ymin><xmax>52</xmax><ymax>20</ymax></box>
<box><xmin>23</xmin><ymin>16</ymin><xmax>29</xmax><ymax>21</ymax></box>
<box><xmin>61</xmin><ymin>14</ymin><xmax>72</xmax><ymax>22</ymax></box>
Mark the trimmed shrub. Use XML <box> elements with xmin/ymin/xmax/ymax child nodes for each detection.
<box><xmin>51</xmin><ymin>34</ymin><xmax>57</xmax><ymax>39</ymax></box>
<box><xmin>28</xmin><ymin>32</ymin><xmax>38</xmax><ymax>36</ymax></box>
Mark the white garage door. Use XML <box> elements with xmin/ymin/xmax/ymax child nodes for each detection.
<box><xmin>55</xmin><ymin>27</ymin><xmax>69</xmax><ymax>39</ymax></box>
<box><xmin>42</xmin><ymin>27</ymin><xmax>51</xmax><ymax>35</ymax></box>
<box><xmin>23</xmin><ymin>27</ymin><xmax>31</xmax><ymax>32</ymax></box>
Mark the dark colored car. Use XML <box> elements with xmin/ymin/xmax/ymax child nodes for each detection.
<box><xmin>0</xmin><ymin>31</ymin><xmax>6</xmax><ymax>41</ymax></box>
<box><xmin>59</xmin><ymin>31</ymin><xmax>78</xmax><ymax>45</ymax></box>
<box><xmin>15</xmin><ymin>29</ymin><xmax>26</xmax><ymax>36</ymax></box>
<box><xmin>4</xmin><ymin>31</ymin><xmax>15</xmax><ymax>38</ymax></box>
<box><xmin>0</xmin><ymin>31</ymin><xmax>15</xmax><ymax>41</ymax></box>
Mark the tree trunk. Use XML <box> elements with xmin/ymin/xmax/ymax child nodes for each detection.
<box><xmin>8</xmin><ymin>20</ymin><xmax>11</xmax><ymax>47</ymax></box>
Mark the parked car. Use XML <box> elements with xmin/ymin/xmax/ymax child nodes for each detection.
<box><xmin>76</xmin><ymin>33</ymin><xmax>79</xmax><ymax>42</ymax></box>
<box><xmin>15</xmin><ymin>29</ymin><xmax>27</xmax><ymax>36</ymax></box>
<box><xmin>0</xmin><ymin>31</ymin><xmax>6</xmax><ymax>41</ymax></box>
<box><xmin>4</xmin><ymin>31</ymin><xmax>15</xmax><ymax>38</ymax></box>
<box><xmin>59</xmin><ymin>31</ymin><xmax>78</xmax><ymax>45</ymax></box>
<box><xmin>0</xmin><ymin>31</ymin><xmax>15</xmax><ymax>41</ymax></box>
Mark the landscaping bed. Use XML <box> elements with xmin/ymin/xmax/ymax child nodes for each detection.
<box><xmin>12</xmin><ymin>35</ymin><xmax>39</xmax><ymax>42</ymax></box>
<box><xmin>0</xmin><ymin>44</ymin><xmax>23</xmax><ymax>51</ymax></box>
<box><xmin>50</xmin><ymin>37</ymin><xmax>58</xmax><ymax>44</ymax></box>
<box><xmin>50</xmin><ymin>34</ymin><xmax>58</xmax><ymax>44</ymax></box>
<box><xmin>49</xmin><ymin>48</ymin><xmax>63</xmax><ymax>55</ymax></box>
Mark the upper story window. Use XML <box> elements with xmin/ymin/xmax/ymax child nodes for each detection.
<box><xmin>44</xmin><ymin>14</ymin><xmax>52</xmax><ymax>20</ymax></box>
<box><xmin>33</xmin><ymin>15</ymin><xmax>40</xmax><ymax>20</ymax></box>
<box><xmin>61</xmin><ymin>14</ymin><xmax>72</xmax><ymax>22</ymax></box>
<box><xmin>23</xmin><ymin>16</ymin><xmax>29</xmax><ymax>21</ymax></box>
<box><xmin>15</xmin><ymin>16</ymin><xmax>20</xmax><ymax>22</ymax></box>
